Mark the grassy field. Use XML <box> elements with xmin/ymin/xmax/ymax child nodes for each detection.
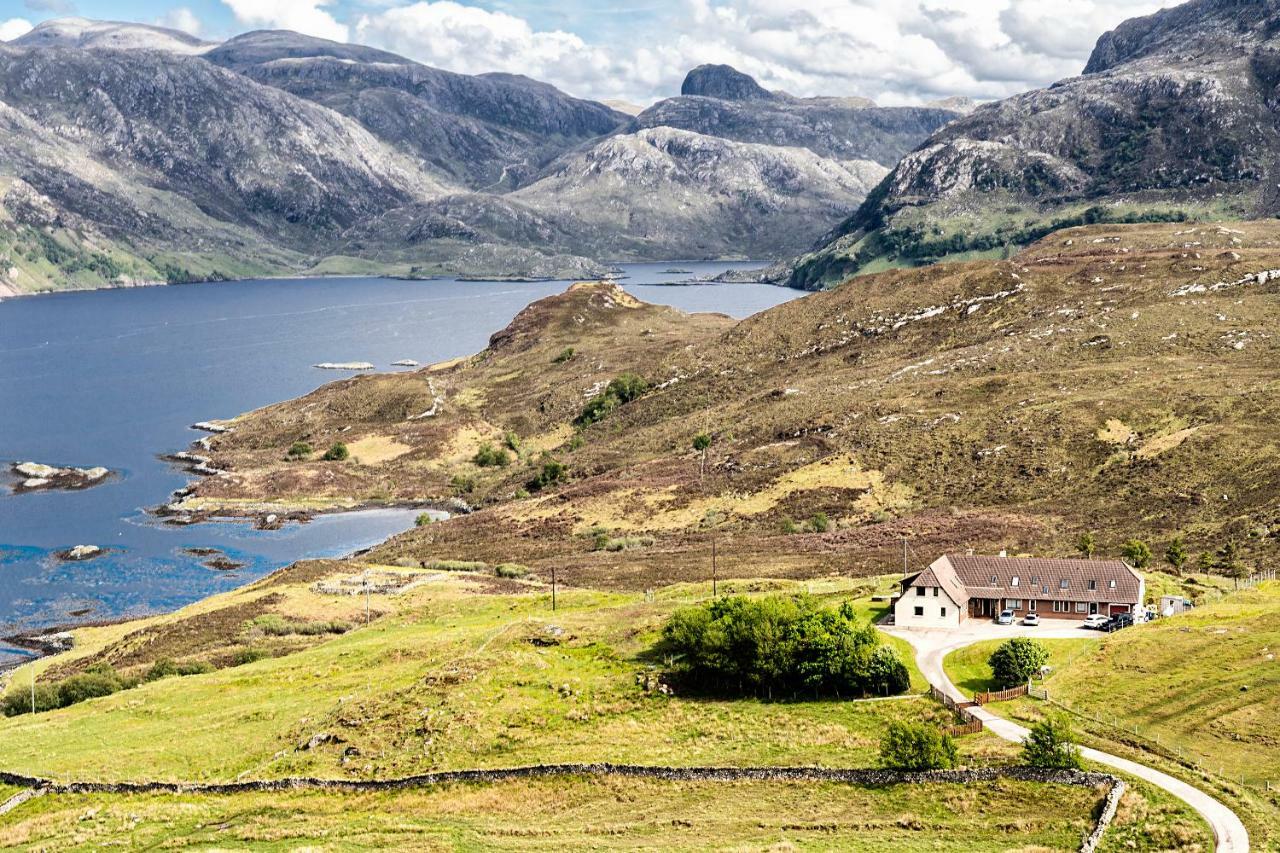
<box><xmin>0</xmin><ymin>571</ymin><xmax>1011</xmax><ymax>784</ymax></box>
<box><xmin>0</xmin><ymin>775</ymin><xmax>1104</xmax><ymax>851</ymax></box>
<box><xmin>943</xmin><ymin>638</ymin><xmax>1101</xmax><ymax>697</ymax></box>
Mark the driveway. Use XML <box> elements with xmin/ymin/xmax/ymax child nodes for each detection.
<box><xmin>884</xmin><ymin>622</ymin><xmax>1251</xmax><ymax>853</ymax></box>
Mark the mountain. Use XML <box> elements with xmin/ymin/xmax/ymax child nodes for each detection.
<box><xmin>680</xmin><ymin>63</ymin><xmax>775</xmax><ymax>100</ymax></box>
<box><xmin>786</xmin><ymin>0</ymin><xmax>1280</xmax><ymax>289</ymax></box>
<box><xmin>11</xmin><ymin>17</ymin><xmax>213</xmax><ymax>53</ymax></box>
<box><xmin>204</xmin><ymin>31</ymin><xmax>629</xmax><ymax>190</ymax></box>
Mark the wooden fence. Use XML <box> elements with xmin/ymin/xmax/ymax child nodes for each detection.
<box><xmin>930</xmin><ymin>685</ymin><xmax>984</xmax><ymax>736</ymax></box>
<box><xmin>975</xmin><ymin>684</ymin><xmax>1028</xmax><ymax>705</ymax></box>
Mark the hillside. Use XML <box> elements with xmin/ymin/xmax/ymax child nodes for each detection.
<box><xmin>171</xmin><ymin>220</ymin><xmax>1280</xmax><ymax>590</ymax></box>
<box><xmin>787</xmin><ymin>0</ymin><xmax>1280</xmax><ymax>288</ymax></box>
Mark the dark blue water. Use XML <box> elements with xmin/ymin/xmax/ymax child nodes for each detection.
<box><xmin>0</xmin><ymin>265</ymin><xmax>798</xmax><ymax>652</ymax></box>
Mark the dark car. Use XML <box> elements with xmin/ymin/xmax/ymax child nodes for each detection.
<box><xmin>1105</xmin><ymin>613</ymin><xmax>1135</xmax><ymax>632</ymax></box>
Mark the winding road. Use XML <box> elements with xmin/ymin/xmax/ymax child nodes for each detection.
<box><xmin>884</xmin><ymin>623</ymin><xmax>1250</xmax><ymax>853</ymax></box>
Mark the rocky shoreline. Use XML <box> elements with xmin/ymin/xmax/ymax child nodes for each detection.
<box><xmin>9</xmin><ymin>462</ymin><xmax>111</xmax><ymax>493</ymax></box>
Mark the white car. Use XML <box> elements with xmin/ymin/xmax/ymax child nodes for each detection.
<box><xmin>996</xmin><ymin>610</ymin><xmax>1015</xmax><ymax>625</ymax></box>
<box><xmin>1083</xmin><ymin>614</ymin><xmax>1110</xmax><ymax>630</ymax></box>
<box><xmin>1022</xmin><ymin>613</ymin><xmax>1040</xmax><ymax>626</ymax></box>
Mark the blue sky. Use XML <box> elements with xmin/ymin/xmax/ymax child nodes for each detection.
<box><xmin>0</xmin><ymin>0</ymin><xmax>1179</xmax><ymax>104</ymax></box>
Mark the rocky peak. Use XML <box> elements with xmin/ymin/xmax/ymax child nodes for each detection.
<box><xmin>1084</xmin><ymin>0</ymin><xmax>1280</xmax><ymax>73</ymax></box>
<box><xmin>11</xmin><ymin>17</ymin><xmax>213</xmax><ymax>53</ymax></box>
<box><xmin>680</xmin><ymin>64</ymin><xmax>773</xmax><ymax>101</ymax></box>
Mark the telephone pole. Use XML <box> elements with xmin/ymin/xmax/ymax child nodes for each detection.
<box><xmin>712</xmin><ymin>536</ymin><xmax>718</xmax><ymax>598</ymax></box>
<box><xmin>551</xmin><ymin>565</ymin><xmax>557</xmax><ymax>611</ymax></box>
<box><xmin>902</xmin><ymin>537</ymin><xmax>909</xmax><ymax>576</ymax></box>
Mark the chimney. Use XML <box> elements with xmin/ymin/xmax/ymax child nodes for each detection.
<box><xmin>999</xmin><ymin>548</ymin><xmax>1008</xmax><ymax>558</ymax></box>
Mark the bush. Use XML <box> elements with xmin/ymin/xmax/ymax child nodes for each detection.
<box><xmin>322</xmin><ymin>442</ymin><xmax>349</xmax><ymax>462</ymax></box>
<box><xmin>553</xmin><ymin>346</ymin><xmax>575</xmax><ymax>364</ymax></box>
<box><xmin>247</xmin><ymin>614</ymin><xmax>351</xmax><ymax>637</ymax></box>
<box><xmin>502</xmin><ymin>431</ymin><xmax>521</xmax><ymax>452</ymax></box>
<box><xmin>779</xmin><ymin>517</ymin><xmax>801</xmax><ymax>534</ymax></box>
<box><xmin>424</xmin><ymin>559</ymin><xmax>489</xmax><ymax>572</ymax></box>
<box><xmin>144</xmin><ymin>658</ymin><xmax>215</xmax><ymax>682</ymax></box>
<box><xmin>231</xmin><ymin>648</ymin><xmax>268</xmax><ymax>666</ymax></box>
<box><xmin>473</xmin><ymin>442</ymin><xmax>511</xmax><ymax>467</ymax></box>
<box><xmin>1021</xmin><ymin>715</ymin><xmax>1083</xmax><ymax>769</ymax></box>
<box><xmin>879</xmin><ymin>721</ymin><xmax>958</xmax><ymax>770</ymax></box>
<box><xmin>988</xmin><ymin>638</ymin><xmax>1049</xmax><ymax>688</ymax></box>
<box><xmin>808</xmin><ymin>512</ymin><xmax>831</xmax><ymax>533</ymax></box>
<box><xmin>2</xmin><ymin>682</ymin><xmax>60</xmax><ymax>716</ymax></box>
<box><xmin>576</xmin><ymin>373</ymin><xmax>650</xmax><ymax>426</ymax></box>
<box><xmin>660</xmin><ymin>595</ymin><xmax>908</xmax><ymax>699</ymax></box>
<box><xmin>450</xmin><ymin>474</ymin><xmax>476</xmax><ymax>494</ymax></box>
<box><xmin>1121</xmin><ymin>539</ymin><xmax>1152</xmax><ymax>568</ymax></box>
<box><xmin>286</xmin><ymin>440</ymin><xmax>313</xmax><ymax>460</ymax></box>
<box><xmin>528</xmin><ymin>458</ymin><xmax>567</xmax><ymax>492</ymax></box>
<box><xmin>415</xmin><ymin>512</ymin><xmax>435</xmax><ymax>527</ymax></box>
<box><xmin>692</xmin><ymin>432</ymin><xmax>712</xmax><ymax>452</ymax></box>
<box><xmin>494</xmin><ymin>563</ymin><xmax>529</xmax><ymax>579</ymax></box>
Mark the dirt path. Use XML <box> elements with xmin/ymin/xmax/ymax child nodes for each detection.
<box><xmin>886</xmin><ymin>627</ymin><xmax>1250</xmax><ymax>853</ymax></box>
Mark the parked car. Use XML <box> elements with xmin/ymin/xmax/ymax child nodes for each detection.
<box><xmin>1022</xmin><ymin>613</ymin><xmax>1040</xmax><ymax>626</ymax></box>
<box><xmin>1082</xmin><ymin>614</ymin><xmax>1110</xmax><ymax>630</ymax></box>
<box><xmin>997</xmin><ymin>610</ymin><xmax>1015</xmax><ymax>625</ymax></box>
<box><xmin>1105</xmin><ymin>613</ymin><xmax>1135</xmax><ymax>632</ymax></box>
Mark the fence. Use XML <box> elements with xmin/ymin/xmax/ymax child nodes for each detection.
<box><xmin>930</xmin><ymin>685</ymin><xmax>984</xmax><ymax>736</ymax></box>
<box><xmin>975</xmin><ymin>684</ymin><xmax>1028</xmax><ymax>705</ymax></box>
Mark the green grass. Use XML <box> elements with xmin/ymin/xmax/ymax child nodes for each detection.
<box><xmin>943</xmin><ymin>638</ymin><xmax>1101</xmax><ymax>697</ymax></box>
<box><xmin>0</xmin><ymin>776</ymin><xmax>1102</xmax><ymax>851</ymax></box>
<box><xmin>0</xmin><ymin>578</ymin><xmax>996</xmax><ymax>784</ymax></box>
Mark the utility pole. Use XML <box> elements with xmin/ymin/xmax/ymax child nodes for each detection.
<box><xmin>712</xmin><ymin>536</ymin><xmax>718</xmax><ymax>598</ymax></box>
<box><xmin>551</xmin><ymin>565</ymin><xmax>557</xmax><ymax>611</ymax></box>
<box><xmin>902</xmin><ymin>537</ymin><xmax>909</xmax><ymax>576</ymax></box>
<box><xmin>31</xmin><ymin>662</ymin><xmax>36</xmax><ymax>715</ymax></box>
<box><xmin>364</xmin><ymin>570</ymin><xmax>371</xmax><ymax>626</ymax></box>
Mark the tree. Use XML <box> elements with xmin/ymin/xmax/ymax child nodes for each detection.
<box><xmin>1076</xmin><ymin>532</ymin><xmax>1097</xmax><ymax>559</ymax></box>
<box><xmin>879</xmin><ymin>721</ymin><xmax>958</xmax><ymax>770</ymax></box>
<box><xmin>1216</xmin><ymin>541</ymin><xmax>1247</xmax><ymax>579</ymax></box>
<box><xmin>322</xmin><ymin>442</ymin><xmax>349</xmax><ymax>462</ymax></box>
<box><xmin>528</xmin><ymin>457</ymin><xmax>568</xmax><ymax>492</ymax></box>
<box><xmin>692</xmin><ymin>432</ymin><xmax>712</xmax><ymax>477</ymax></box>
<box><xmin>1195</xmin><ymin>551</ymin><xmax>1216</xmax><ymax>574</ymax></box>
<box><xmin>576</xmin><ymin>373</ymin><xmax>650</xmax><ymax>426</ymax></box>
<box><xmin>286</xmin><ymin>440</ymin><xmax>313</xmax><ymax>460</ymax></box>
<box><xmin>1021</xmin><ymin>715</ymin><xmax>1083</xmax><ymax>769</ymax></box>
<box><xmin>1164</xmin><ymin>537</ymin><xmax>1188</xmax><ymax>575</ymax></box>
<box><xmin>988</xmin><ymin>638</ymin><xmax>1049</xmax><ymax>688</ymax></box>
<box><xmin>472</xmin><ymin>442</ymin><xmax>510</xmax><ymax>467</ymax></box>
<box><xmin>1120</xmin><ymin>539</ymin><xmax>1152</xmax><ymax>569</ymax></box>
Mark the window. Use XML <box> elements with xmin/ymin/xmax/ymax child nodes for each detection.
<box><xmin>916</xmin><ymin>586</ymin><xmax>925</xmax><ymax>597</ymax></box>
<box><xmin>1109</xmin><ymin>579</ymin><xmax>1117</xmax><ymax>589</ymax></box>
<box><xmin>1088</xmin><ymin>580</ymin><xmax>1097</xmax><ymax>591</ymax></box>
<box><xmin>1060</xmin><ymin>579</ymin><xmax>1070</xmax><ymax>590</ymax></box>
<box><xmin>990</xmin><ymin>574</ymin><xmax>998</xmax><ymax>585</ymax></box>
<box><xmin>1011</xmin><ymin>576</ymin><xmax>1020</xmax><ymax>587</ymax></box>
<box><xmin>1053</xmin><ymin>601</ymin><xmax>1068</xmax><ymax>613</ymax></box>
<box><xmin>1007</xmin><ymin>599</ymin><xmax>1021</xmax><ymax>610</ymax></box>
<box><xmin>1042</xmin><ymin>585</ymin><xmax>1049</xmax><ymax>594</ymax></box>
<box><xmin>933</xmin><ymin>587</ymin><xmax>939</xmax><ymax>597</ymax></box>
<box><xmin>1029</xmin><ymin>600</ymin><xmax>1037</xmax><ymax>612</ymax></box>
<box><xmin>941</xmin><ymin>607</ymin><xmax>947</xmax><ymax>617</ymax></box>
<box><xmin>1075</xmin><ymin>602</ymin><xmax>1088</xmax><ymax>613</ymax></box>
<box><xmin>914</xmin><ymin>606</ymin><xmax>924</xmax><ymax>617</ymax></box>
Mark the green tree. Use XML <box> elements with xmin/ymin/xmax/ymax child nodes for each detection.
<box><xmin>1021</xmin><ymin>715</ymin><xmax>1083</xmax><ymax>769</ymax></box>
<box><xmin>286</xmin><ymin>440</ymin><xmax>313</xmax><ymax>460</ymax></box>
<box><xmin>576</xmin><ymin>373</ymin><xmax>650</xmax><ymax>426</ymax></box>
<box><xmin>988</xmin><ymin>638</ymin><xmax>1049</xmax><ymax>688</ymax></box>
<box><xmin>552</xmin><ymin>346</ymin><xmax>575</xmax><ymax>364</ymax></box>
<box><xmin>322</xmin><ymin>442</ymin><xmax>349</xmax><ymax>462</ymax></box>
<box><xmin>1196</xmin><ymin>551</ymin><xmax>1216</xmax><ymax>574</ymax></box>
<box><xmin>1216</xmin><ymin>541</ymin><xmax>1247</xmax><ymax>579</ymax></box>
<box><xmin>692</xmin><ymin>432</ymin><xmax>712</xmax><ymax>477</ymax></box>
<box><xmin>1164</xmin><ymin>537</ymin><xmax>1188</xmax><ymax>575</ymax></box>
<box><xmin>1076</xmin><ymin>532</ymin><xmax>1097</xmax><ymax>559</ymax></box>
<box><xmin>472</xmin><ymin>442</ymin><xmax>510</xmax><ymax>467</ymax></box>
<box><xmin>879</xmin><ymin>721</ymin><xmax>958</xmax><ymax>770</ymax></box>
<box><xmin>1120</xmin><ymin>539</ymin><xmax>1152</xmax><ymax>569</ymax></box>
<box><xmin>414</xmin><ymin>513</ymin><xmax>435</xmax><ymax>527</ymax></box>
<box><xmin>528</xmin><ymin>457</ymin><xmax>568</xmax><ymax>492</ymax></box>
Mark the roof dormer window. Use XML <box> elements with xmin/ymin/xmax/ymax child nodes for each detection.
<box><xmin>1088</xmin><ymin>580</ymin><xmax>1097</xmax><ymax>591</ymax></box>
<box><xmin>1060</xmin><ymin>579</ymin><xmax>1069</xmax><ymax>590</ymax></box>
<box><xmin>1011</xmin><ymin>576</ymin><xmax>1019</xmax><ymax>587</ymax></box>
<box><xmin>990</xmin><ymin>575</ymin><xmax>998</xmax><ymax>585</ymax></box>
<box><xmin>1109</xmin><ymin>579</ymin><xmax>1117</xmax><ymax>589</ymax></box>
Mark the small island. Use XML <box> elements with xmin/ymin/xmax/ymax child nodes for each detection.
<box><xmin>11</xmin><ymin>462</ymin><xmax>111</xmax><ymax>492</ymax></box>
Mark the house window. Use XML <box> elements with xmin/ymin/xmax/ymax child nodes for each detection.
<box><xmin>933</xmin><ymin>587</ymin><xmax>939</xmax><ymax>597</ymax></box>
<box><xmin>1029</xmin><ymin>600</ymin><xmax>1037</xmax><ymax>612</ymax></box>
<box><xmin>1075</xmin><ymin>602</ymin><xmax>1088</xmax><ymax>613</ymax></box>
<box><xmin>1042</xmin><ymin>585</ymin><xmax>1049</xmax><ymax>594</ymax></box>
<box><xmin>914</xmin><ymin>606</ymin><xmax>924</xmax><ymax>617</ymax></box>
<box><xmin>1109</xmin><ymin>579</ymin><xmax>1117</xmax><ymax>589</ymax></box>
<box><xmin>1088</xmin><ymin>580</ymin><xmax>1097</xmax><ymax>591</ymax></box>
<box><xmin>990</xmin><ymin>575</ymin><xmax>998</xmax><ymax>584</ymax></box>
<box><xmin>1053</xmin><ymin>601</ymin><xmax>1068</xmax><ymax>613</ymax></box>
<box><xmin>916</xmin><ymin>586</ymin><xmax>925</xmax><ymax>596</ymax></box>
<box><xmin>1007</xmin><ymin>599</ymin><xmax>1021</xmax><ymax>610</ymax></box>
<box><xmin>941</xmin><ymin>607</ymin><xmax>947</xmax><ymax>617</ymax></box>
<box><xmin>1011</xmin><ymin>576</ymin><xmax>1019</xmax><ymax>587</ymax></box>
<box><xmin>1060</xmin><ymin>579</ymin><xmax>1070</xmax><ymax>590</ymax></box>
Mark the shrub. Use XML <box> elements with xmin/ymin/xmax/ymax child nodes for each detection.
<box><xmin>692</xmin><ymin>433</ymin><xmax>712</xmax><ymax>452</ymax></box>
<box><xmin>286</xmin><ymin>440</ymin><xmax>313</xmax><ymax>460</ymax></box>
<box><xmin>528</xmin><ymin>458</ymin><xmax>567</xmax><ymax>492</ymax></box>
<box><xmin>1021</xmin><ymin>715</ymin><xmax>1083</xmax><ymax>769</ymax></box>
<box><xmin>2</xmin><ymin>682</ymin><xmax>60</xmax><ymax>716</ymax></box>
<box><xmin>779</xmin><ymin>517</ymin><xmax>801</xmax><ymax>534</ymax></box>
<box><xmin>415</xmin><ymin>513</ymin><xmax>436</xmax><ymax>527</ymax></box>
<box><xmin>502</xmin><ymin>431</ymin><xmax>521</xmax><ymax>452</ymax></box>
<box><xmin>494</xmin><ymin>563</ymin><xmax>529</xmax><ymax>579</ymax></box>
<box><xmin>1165</xmin><ymin>537</ymin><xmax>1188</xmax><ymax>575</ymax></box>
<box><xmin>450</xmin><ymin>474</ymin><xmax>476</xmax><ymax>494</ymax></box>
<box><xmin>552</xmin><ymin>346</ymin><xmax>575</xmax><ymax>364</ymax></box>
<box><xmin>988</xmin><ymin>637</ymin><xmax>1049</xmax><ymax>688</ymax></box>
<box><xmin>576</xmin><ymin>373</ymin><xmax>650</xmax><ymax>426</ymax></box>
<box><xmin>660</xmin><ymin>595</ymin><xmax>907</xmax><ymax>699</ymax></box>
<box><xmin>1076</xmin><ymin>532</ymin><xmax>1097</xmax><ymax>558</ymax></box>
<box><xmin>56</xmin><ymin>665</ymin><xmax>128</xmax><ymax>707</ymax></box>
<box><xmin>1121</xmin><ymin>539</ymin><xmax>1152</xmax><ymax>569</ymax></box>
<box><xmin>145</xmin><ymin>658</ymin><xmax>215</xmax><ymax>682</ymax></box>
<box><xmin>424</xmin><ymin>559</ymin><xmax>489</xmax><ymax>572</ymax></box>
<box><xmin>808</xmin><ymin>512</ymin><xmax>831</xmax><ymax>533</ymax></box>
<box><xmin>322</xmin><ymin>442</ymin><xmax>349</xmax><ymax>462</ymax></box>
<box><xmin>473</xmin><ymin>442</ymin><xmax>511</xmax><ymax>468</ymax></box>
<box><xmin>231</xmin><ymin>648</ymin><xmax>268</xmax><ymax>666</ymax></box>
<box><xmin>247</xmin><ymin>614</ymin><xmax>351</xmax><ymax>637</ymax></box>
<box><xmin>879</xmin><ymin>721</ymin><xmax>958</xmax><ymax>770</ymax></box>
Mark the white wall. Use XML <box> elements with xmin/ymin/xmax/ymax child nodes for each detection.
<box><xmin>894</xmin><ymin>585</ymin><xmax>961</xmax><ymax>628</ymax></box>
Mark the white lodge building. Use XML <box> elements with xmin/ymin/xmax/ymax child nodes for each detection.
<box><xmin>893</xmin><ymin>554</ymin><xmax>1145</xmax><ymax>628</ymax></box>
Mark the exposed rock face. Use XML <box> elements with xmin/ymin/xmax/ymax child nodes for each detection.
<box><xmin>11</xmin><ymin>18</ymin><xmax>213</xmax><ymax>54</ymax></box>
<box><xmin>680</xmin><ymin>64</ymin><xmax>774</xmax><ymax>100</ymax></box>
<box><xmin>640</xmin><ymin>66</ymin><xmax>958</xmax><ymax>167</ymax></box>
<box><xmin>788</xmin><ymin>0</ymin><xmax>1280</xmax><ymax>288</ymax></box>
<box><xmin>12</xmin><ymin>462</ymin><xmax>110</xmax><ymax>491</ymax></box>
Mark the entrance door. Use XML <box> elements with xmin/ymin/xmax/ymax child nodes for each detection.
<box><xmin>1089</xmin><ymin>602</ymin><xmax>1098</xmax><ymax>615</ymax></box>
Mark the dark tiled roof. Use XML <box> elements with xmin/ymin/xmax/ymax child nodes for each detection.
<box><xmin>902</xmin><ymin>561</ymin><xmax>970</xmax><ymax>606</ymax></box>
<box><xmin>942</xmin><ymin>554</ymin><xmax>1142</xmax><ymax>603</ymax></box>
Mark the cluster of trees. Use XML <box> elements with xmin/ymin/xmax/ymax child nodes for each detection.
<box><xmin>989</xmin><ymin>638</ymin><xmax>1049</xmax><ymax>689</ymax></box>
<box><xmin>576</xmin><ymin>373</ymin><xmax>649</xmax><ymax>427</ymax></box>
<box><xmin>878</xmin><ymin>713</ymin><xmax>1081</xmax><ymax>771</ymax></box>
<box><xmin>660</xmin><ymin>595</ymin><xmax>911</xmax><ymax>699</ymax></box>
<box><xmin>1</xmin><ymin>658</ymin><xmax>214</xmax><ymax>717</ymax></box>
<box><xmin>1076</xmin><ymin>532</ymin><xmax>1250</xmax><ymax>578</ymax></box>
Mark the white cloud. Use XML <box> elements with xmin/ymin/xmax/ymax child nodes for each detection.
<box><xmin>221</xmin><ymin>0</ymin><xmax>348</xmax><ymax>42</ymax></box>
<box><xmin>156</xmin><ymin>7</ymin><xmax>204</xmax><ymax>37</ymax></box>
<box><xmin>0</xmin><ymin>17</ymin><xmax>33</xmax><ymax>41</ymax></box>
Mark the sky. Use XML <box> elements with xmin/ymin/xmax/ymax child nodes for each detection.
<box><xmin>0</xmin><ymin>0</ymin><xmax>1181</xmax><ymax>105</ymax></box>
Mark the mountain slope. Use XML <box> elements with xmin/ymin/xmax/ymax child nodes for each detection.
<box><xmin>11</xmin><ymin>17</ymin><xmax>213</xmax><ymax>54</ymax></box>
<box><xmin>788</xmin><ymin>0</ymin><xmax>1280</xmax><ymax>289</ymax></box>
